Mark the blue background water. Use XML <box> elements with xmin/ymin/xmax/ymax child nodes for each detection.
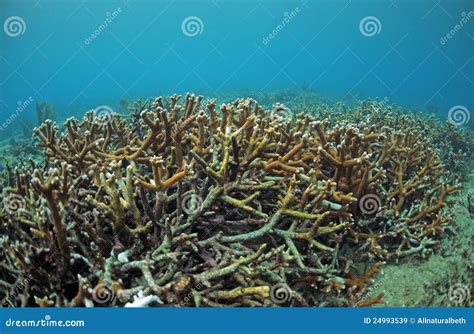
<box><xmin>0</xmin><ymin>0</ymin><xmax>473</xmax><ymax>134</ymax></box>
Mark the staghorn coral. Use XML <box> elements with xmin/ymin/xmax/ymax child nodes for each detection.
<box><xmin>0</xmin><ymin>94</ymin><xmax>460</xmax><ymax>307</ymax></box>
<box><xmin>334</xmin><ymin>98</ymin><xmax>474</xmax><ymax>179</ymax></box>
<box><xmin>242</xmin><ymin>89</ymin><xmax>473</xmax><ymax>178</ymax></box>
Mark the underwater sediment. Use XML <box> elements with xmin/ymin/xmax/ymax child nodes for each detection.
<box><xmin>0</xmin><ymin>94</ymin><xmax>472</xmax><ymax>307</ymax></box>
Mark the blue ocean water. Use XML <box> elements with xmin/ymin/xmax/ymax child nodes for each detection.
<box><xmin>0</xmin><ymin>0</ymin><xmax>473</xmax><ymax>134</ymax></box>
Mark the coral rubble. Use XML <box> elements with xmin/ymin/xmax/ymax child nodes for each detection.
<box><xmin>0</xmin><ymin>94</ymin><xmax>462</xmax><ymax>307</ymax></box>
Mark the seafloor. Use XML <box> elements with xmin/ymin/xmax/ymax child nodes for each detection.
<box><xmin>372</xmin><ymin>167</ymin><xmax>473</xmax><ymax>307</ymax></box>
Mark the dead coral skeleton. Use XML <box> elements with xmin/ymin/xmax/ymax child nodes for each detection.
<box><xmin>0</xmin><ymin>94</ymin><xmax>458</xmax><ymax>307</ymax></box>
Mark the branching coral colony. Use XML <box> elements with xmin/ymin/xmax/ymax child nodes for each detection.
<box><xmin>0</xmin><ymin>94</ymin><xmax>460</xmax><ymax>307</ymax></box>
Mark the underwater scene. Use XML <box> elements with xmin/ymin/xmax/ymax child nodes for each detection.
<box><xmin>0</xmin><ymin>0</ymin><xmax>473</xmax><ymax>309</ymax></box>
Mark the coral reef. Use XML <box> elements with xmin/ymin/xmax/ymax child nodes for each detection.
<box><xmin>339</xmin><ymin>99</ymin><xmax>474</xmax><ymax>179</ymax></box>
<box><xmin>0</xmin><ymin>94</ymin><xmax>462</xmax><ymax>307</ymax></box>
<box><xmin>226</xmin><ymin>88</ymin><xmax>330</xmax><ymax>118</ymax></box>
